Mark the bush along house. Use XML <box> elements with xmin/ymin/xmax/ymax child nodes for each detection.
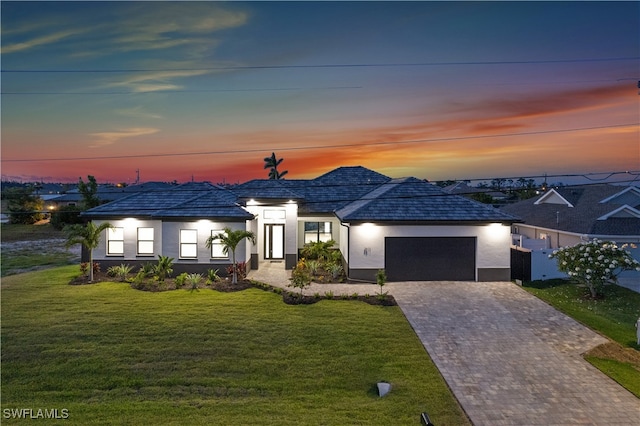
<box><xmin>82</xmin><ymin>166</ymin><xmax>521</xmax><ymax>281</ymax></box>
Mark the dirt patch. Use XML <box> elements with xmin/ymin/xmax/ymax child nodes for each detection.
<box><xmin>586</xmin><ymin>342</ymin><xmax>640</xmax><ymax>369</ymax></box>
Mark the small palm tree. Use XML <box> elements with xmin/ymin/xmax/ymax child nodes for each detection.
<box><xmin>64</xmin><ymin>221</ymin><xmax>113</xmax><ymax>282</ymax></box>
<box><xmin>263</xmin><ymin>152</ymin><xmax>288</xmax><ymax>180</ymax></box>
<box><xmin>206</xmin><ymin>227</ymin><xmax>256</xmax><ymax>284</ymax></box>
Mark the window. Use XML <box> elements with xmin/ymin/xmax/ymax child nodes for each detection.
<box><xmin>304</xmin><ymin>222</ymin><xmax>333</xmax><ymax>243</ymax></box>
<box><xmin>210</xmin><ymin>230</ymin><xmax>228</xmax><ymax>259</ymax></box>
<box><xmin>180</xmin><ymin>229</ymin><xmax>198</xmax><ymax>258</ymax></box>
<box><xmin>107</xmin><ymin>227</ymin><xmax>124</xmax><ymax>255</ymax></box>
<box><xmin>137</xmin><ymin>227</ymin><xmax>154</xmax><ymax>255</ymax></box>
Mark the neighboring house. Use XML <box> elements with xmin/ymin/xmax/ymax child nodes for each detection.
<box><xmin>83</xmin><ymin>166</ymin><xmax>520</xmax><ymax>282</ymax></box>
<box><xmin>501</xmin><ymin>184</ymin><xmax>640</xmax><ymax>281</ymax></box>
<box><xmin>49</xmin><ymin>182</ymin><xmax>175</xmax><ymax>208</ymax></box>
<box><xmin>443</xmin><ymin>181</ymin><xmax>509</xmax><ymax>203</ymax></box>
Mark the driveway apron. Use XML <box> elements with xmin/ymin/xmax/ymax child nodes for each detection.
<box><xmin>388</xmin><ymin>281</ymin><xmax>639</xmax><ymax>426</ymax></box>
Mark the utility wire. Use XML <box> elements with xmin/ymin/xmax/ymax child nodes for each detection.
<box><xmin>2</xmin><ymin>56</ymin><xmax>638</xmax><ymax>73</ymax></box>
<box><xmin>3</xmin><ymin>123</ymin><xmax>637</xmax><ymax>163</ymax></box>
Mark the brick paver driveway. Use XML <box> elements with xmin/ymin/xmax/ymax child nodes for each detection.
<box><xmin>388</xmin><ymin>281</ymin><xmax>639</xmax><ymax>425</ymax></box>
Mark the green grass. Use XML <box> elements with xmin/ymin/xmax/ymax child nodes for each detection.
<box><xmin>1</xmin><ymin>223</ymin><xmax>65</xmax><ymax>242</ymax></box>
<box><xmin>523</xmin><ymin>279</ymin><xmax>640</xmax><ymax>348</ymax></box>
<box><xmin>1</xmin><ymin>266</ymin><xmax>469</xmax><ymax>425</ymax></box>
<box><xmin>523</xmin><ymin>278</ymin><xmax>640</xmax><ymax>397</ymax></box>
<box><xmin>585</xmin><ymin>356</ymin><xmax>640</xmax><ymax>396</ymax></box>
<box><xmin>1</xmin><ymin>224</ymin><xmax>77</xmax><ymax>276</ymax></box>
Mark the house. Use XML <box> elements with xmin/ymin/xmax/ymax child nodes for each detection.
<box><xmin>501</xmin><ymin>184</ymin><xmax>640</xmax><ymax>281</ymax></box>
<box><xmin>82</xmin><ymin>166</ymin><xmax>520</xmax><ymax>282</ymax></box>
<box><xmin>49</xmin><ymin>181</ymin><xmax>175</xmax><ymax>209</ymax></box>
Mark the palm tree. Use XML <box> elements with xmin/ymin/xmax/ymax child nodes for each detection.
<box><xmin>263</xmin><ymin>152</ymin><xmax>288</xmax><ymax>180</ymax></box>
<box><xmin>206</xmin><ymin>227</ymin><xmax>256</xmax><ymax>284</ymax></box>
<box><xmin>64</xmin><ymin>221</ymin><xmax>113</xmax><ymax>282</ymax></box>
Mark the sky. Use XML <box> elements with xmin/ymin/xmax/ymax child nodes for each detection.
<box><xmin>1</xmin><ymin>1</ymin><xmax>639</xmax><ymax>185</ymax></box>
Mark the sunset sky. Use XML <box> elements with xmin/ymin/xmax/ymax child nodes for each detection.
<box><xmin>2</xmin><ymin>1</ymin><xmax>639</xmax><ymax>185</ymax></box>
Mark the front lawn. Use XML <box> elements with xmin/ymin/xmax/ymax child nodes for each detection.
<box><xmin>1</xmin><ymin>266</ymin><xmax>469</xmax><ymax>425</ymax></box>
<box><xmin>523</xmin><ymin>279</ymin><xmax>640</xmax><ymax>397</ymax></box>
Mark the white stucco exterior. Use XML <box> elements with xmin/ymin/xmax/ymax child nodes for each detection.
<box><xmin>347</xmin><ymin>223</ymin><xmax>512</xmax><ymax>278</ymax></box>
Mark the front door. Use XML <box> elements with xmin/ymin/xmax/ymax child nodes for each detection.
<box><xmin>265</xmin><ymin>224</ymin><xmax>285</xmax><ymax>260</ymax></box>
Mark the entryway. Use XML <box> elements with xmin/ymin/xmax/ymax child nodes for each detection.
<box><xmin>264</xmin><ymin>224</ymin><xmax>284</xmax><ymax>260</ymax></box>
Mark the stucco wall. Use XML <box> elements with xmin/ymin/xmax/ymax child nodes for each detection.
<box><xmin>92</xmin><ymin>218</ymin><xmax>249</xmax><ymax>266</ymax></box>
<box><xmin>347</xmin><ymin>223</ymin><xmax>512</xmax><ymax>278</ymax></box>
<box><xmin>93</xmin><ymin>219</ymin><xmax>162</xmax><ymax>260</ymax></box>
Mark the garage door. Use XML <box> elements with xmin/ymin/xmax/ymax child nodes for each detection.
<box><xmin>385</xmin><ymin>237</ymin><xmax>476</xmax><ymax>281</ymax></box>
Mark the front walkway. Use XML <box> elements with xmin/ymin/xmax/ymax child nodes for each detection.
<box><xmin>247</xmin><ymin>266</ymin><xmax>639</xmax><ymax>425</ymax></box>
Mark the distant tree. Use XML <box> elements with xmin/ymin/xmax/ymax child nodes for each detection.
<box><xmin>50</xmin><ymin>205</ymin><xmax>83</xmax><ymax>230</ymax></box>
<box><xmin>78</xmin><ymin>175</ymin><xmax>100</xmax><ymax>210</ymax></box>
<box><xmin>263</xmin><ymin>152</ymin><xmax>288</xmax><ymax>180</ymax></box>
<box><xmin>6</xmin><ymin>185</ymin><xmax>44</xmax><ymax>224</ymax></box>
<box><xmin>64</xmin><ymin>221</ymin><xmax>114</xmax><ymax>282</ymax></box>
<box><xmin>514</xmin><ymin>178</ymin><xmax>538</xmax><ymax>200</ymax></box>
<box><xmin>434</xmin><ymin>180</ymin><xmax>456</xmax><ymax>188</ymax></box>
<box><xmin>206</xmin><ymin>227</ymin><xmax>256</xmax><ymax>284</ymax></box>
<box><xmin>470</xmin><ymin>192</ymin><xmax>494</xmax><ymax>204</ymax></box>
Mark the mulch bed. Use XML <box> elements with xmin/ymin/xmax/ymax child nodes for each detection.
<box><xmin>68</xmin><ymin>272</ymin><xmax>396</xmax><ymax>306</ymax></box>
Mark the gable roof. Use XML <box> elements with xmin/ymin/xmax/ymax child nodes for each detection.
<box><xmin>501</xmin><ymin>184</ymin><xmax>640</xmax><ymax>236</ymax></box>
<box><xmin>336</xmin><ymin>177</ymin><xmax>521</xmax><ymax>223</ymax></box>
<box><xmin>83</xmin><ymin>182</ymin><xmax>253</xmax><ymax>220</ymax></box>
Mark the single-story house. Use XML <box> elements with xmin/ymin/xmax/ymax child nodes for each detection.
<box><xmin>501</xmin><ymin>184</ymin><xmax>640</xmax><ymax>281</ymax></box>
<box><xmin>82</xmin><ymin>166</ymin><xmax>520</xmax><ymax>282</ymax></box>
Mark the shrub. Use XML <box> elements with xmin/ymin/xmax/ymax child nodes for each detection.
<box><xmin>175</xmin><ymin>272</ymin><xmax>188</xmax><ymax>289</ymax></box>
<box><xmin>300</xmin><ymin>240</ymin><xmax>336</xmax><ymax>262</ymax></box>
<box><xmin>289</xmin><ymin>259</ymin><xmax>312</xmax><ymax>296</ymax></box>
<box><xmin>306</xmin><ymin>259</ymin><xmax>321</xmax><ymax>275</ymax></box>
<box><xmin>80</xmin><ymin>262</ymin><xmax>101</xmax><ymax>278</ymax></box>
<box><xmin>107</xmin><ymin>264</ymin><xmax>133</xmax><ymax>282</ymax></box>
<box><xmin>206</xmin><ymin>268</ymin><xmax>220</xmax><ymax>284</ymax></box>
<box><xmin>376</xmin><ymin>269</ymin><xmax>387</xmax><ymax>298</ymax></box>
<box><xmin>328</xmin><ymin>263</ymin><xmax>344</xmax><ymax>281</ymax></box>
<box><xmin>153</xmin><ymin>255</ymin><xmax>174</xmax><ymax>282</ymax></box>
<box><xmin>186</xmin><ymin>273</ymin><xmax>203</xmax><ymax>290</ymax></box>
<box><xmin>550</xmin><ymin>239</ymin><xmax>640</xmax><ymax>298</ymax></box>
<box><xmin>226</xmin><ymin>261</ymin><xmax>247</xmax><ymax>282</ymax></box>
<box><xmin>50</xmin><ymin>205</ymin><xmax>83</xmax><ymax>230</ymax></box>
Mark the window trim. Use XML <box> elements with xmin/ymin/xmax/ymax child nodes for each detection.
<box><xmin>304</xmin><ymin>221</ymin><xmax>333</xmax><ymax>243</ymax></box>
<box><xmin>180</xmin><ymin>229</ymin><xmax>198</xmax><ymax>259</ymax></box>
<box><xmin>209</xmin><ymin>230</ymin><xmax>229</xmax><ymax>259</ymax></box>
<box><xmin>107</xmin><ymin>227</ymin><xmax>124</xmax><ymax>256</ymax></box>
<box><xmin>137</xmin><ymin>227</ymin><xmax>154</xmax><ymax>256</ymax></box>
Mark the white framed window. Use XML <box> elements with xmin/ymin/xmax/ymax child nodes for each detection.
<box><xmin>180</xmin><ymin>229</ymin><xmax>198</xmax><ymax>259</ymax></box>
<box><xmin>304</xmin><ymin>221</ymin><xmax>333</xmax><ymax>243</ymax></box>
<box><xmin>137</xmin><ymin>227</ymin><xmax>154</xmax><ymax>255</ymax></box>
<box><xmin>107</xmin><ymin>227</ymin><xmax>124</xmax><ymax>255</ymax></box>
<box><xmin>210</xmin><ymin>230</ymin><xmax>228</xmax><ymax>259</ymax></box>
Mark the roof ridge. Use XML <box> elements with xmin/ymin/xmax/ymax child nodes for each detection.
<box><xmin>335</xmin><ymin>177</ymin><xmax>408</xmax><ymax>217</ymax></box>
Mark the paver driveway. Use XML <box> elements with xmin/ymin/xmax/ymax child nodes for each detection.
<box><xmin>388</xmin><ymin>281</ymin><xmax>639</xmax><ymax>425</ymax></box>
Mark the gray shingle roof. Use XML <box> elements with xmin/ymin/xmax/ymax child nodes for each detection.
<box><xmin>500</xmin><ymin>184</ymin><xmax>640</xmax><ymax>236</ymax></box>
<box><xmin>83</xmin><ymin>183</ymin><xmax>252</xmax><ymax>220</ymax></box>
<box><xmin>336</xmin><ymin>177</ymin><xmax>521</xmax><ymax>222</ymax></box>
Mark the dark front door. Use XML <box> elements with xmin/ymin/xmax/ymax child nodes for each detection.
<box><xmin>265</xmin><ymin>224</ymin><xmax>285</xmax><ymax>260</ymax></box>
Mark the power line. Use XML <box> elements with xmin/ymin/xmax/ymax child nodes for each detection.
<box><xmin>0</xmin><ymin>86</ymin><xmax>363</xmax><ymax>95</ymax></box>
<box><xmin>2</xmin><ymin>57</ymin><xmax>638</xmax><ymax>73</ymax></box>
<box><xmin>3</xmin><ymin>123</ymin><xmax>637</xmax><ymax>163</ymax></box>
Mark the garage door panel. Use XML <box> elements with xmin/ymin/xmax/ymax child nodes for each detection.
<box><xmin>385</xmin><ymin>237</ymin><xmax>476</xmax><ymax>281</ymax></box>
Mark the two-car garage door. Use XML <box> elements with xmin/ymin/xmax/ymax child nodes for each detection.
<box><xmin>385</xmin><ymin>237</ymin><xmax>476</xmax><ymax>281</ymax></box>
